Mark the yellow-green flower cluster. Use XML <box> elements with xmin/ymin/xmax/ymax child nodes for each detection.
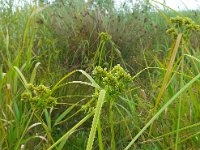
<box><xmin>92</xmin><ymin>64</ymin><xmax>132</xmax><ymax>96</ymax></box>
<box><xmin>166</xmin><ymin>27</ymin><xmax>177</xmax><ymax>38</ymax></box>
<box><xmin>21</xmin><ymin>84</ymin><xmax>57</xmax><ymax>110</ymax></box>
<box><xmin>166</xmin><ymin>16</ymin><xmax>200</xmax><ymax>39</ymax></box>
<box><xmin>170</xmin><ymin>16</ymin><xmax>200</xmax><ymax>30</ymax></box>
<box><xmin>99</xmin><ymin>32</ymin><xmax>112</xmax><ymax>42</ymax></box>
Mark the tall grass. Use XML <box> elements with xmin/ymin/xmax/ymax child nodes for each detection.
<box><xmin>0</xmin><ymin>0</ymin><xmax>200</xmax><ymax>149</ymax></box>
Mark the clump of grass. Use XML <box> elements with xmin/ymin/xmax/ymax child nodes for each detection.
<box><xmin>1</xmin><ymin>0</ymin><xmax>200</xmax><ymax>149</ymax></box>
<box><xmin>138</xmin><ymin>14</ymin><xmax>200</xmax><ymax>150</ymax></box>
<box><xmin>84</xmin><ymin>64</ymin><xmax>137</xmax><ymax>150</ymax></box>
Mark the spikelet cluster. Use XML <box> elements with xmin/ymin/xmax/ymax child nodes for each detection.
<box><xmin>21</xmin><ymin>84</ymin><xmax>57</xmax><ymax>110</ymax></box>
<box><xmin>166</xmin><ymin>16</ymin><xmax>200</xmax><ymax>39</ymax></box>
<box><xmin>99</xmin><ymin>32</ymin><xmax>112</xmax><ymax>42</ymax></box>
<box><xmin>92</xmin><ymin>64</ymin><xmax>132</xmax><ymax>97</ymax></box>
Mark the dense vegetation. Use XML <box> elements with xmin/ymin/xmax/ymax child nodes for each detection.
<box><xmin>0</xmin><ymin>0</ymin><xmax>200</xmax><ymax>149</ymax></box>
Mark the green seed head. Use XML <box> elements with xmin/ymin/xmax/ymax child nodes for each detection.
<box><xmin>46</xmin><ymin>97</ymin><xmax>57</xmax><ymax>107</ymax></box>
<box><xmin>170</xmin><ymin>16</ymin><xmax>185</xmax><ymax>26</ymax></box>
<box><xmin>21</xmin><ymin>92</ymin><xmax>32</xmax><ymax>101</ymax></box>
<box><xmin>34</xmin><ymin>85</ymin><xmax>51</xmax><ymax>95</ymax></box>
<box><xmin>167</xmin><ymin>16</ymin><xmax>200</xmax><ymax>40</ymax></box>
<box><xmin>27</xmin><ymin>83</ymin><xmax>35</xmax><ymax>91</ymax></box>
<box><xmin>92</xmin><ymin>66</ymin><xmax>108</xmax><ymax>82</ymax></box>
<box><xmin>92</xmin><ymin>64</ymin><xmax>132</xmax><ymax>98</ymax></box>
<box><xmin>21</xmin><ymin>83</ymin><xmax>56</xmax><ymax>110</ymax></box>
<box><xmin>99</xmin><ymin>32</ymin><xmax>112</xmax><ymax>42</ymax></box>
<box><xmin>30</xmin><ymin>96</ymin><xmax>45</xmax><ymax>109</ymax></box>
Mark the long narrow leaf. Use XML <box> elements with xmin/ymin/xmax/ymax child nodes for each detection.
<box><xmin>30</xmin><ymin>62</ymin><xmax>40</xmax><ymax>84</ymax></box>
<box><xmin>14</xmin><ymin>66</ymin><xmax>28</xmax><ymax>87</ymax></box>
<box><xmin>86</xmin><ymin>90</ymin><xmax>106</xmax><ymax>150</ymax></box>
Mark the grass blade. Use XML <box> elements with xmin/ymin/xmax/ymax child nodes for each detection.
<box><xmin>86</xmin><ymin>90</ymin><xmax>106</xmax><ymax>150</ymax></box>
<box><xmin>14</xmin><ymin>66</ymin><xmax>28</xmax><ymax>87</ymax></box>
<box><xmin>30</xmin><ymin>62</ymin><xmax>41</xmax><ymax>84</ymax></box>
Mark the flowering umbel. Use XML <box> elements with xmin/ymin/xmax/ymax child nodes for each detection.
<box><xmin>99</xmin><ymin>32</ymin><xmax>112</xmax><ymax>42</ymax></box>
<box><xmin>21</xmin><ymin>84</ymin><xmax>57</xmax><ymax>110</ymax></box>
<box><xmin>166</xmin><ymin>16</ymin><xmax>200</xmax><ymax>39</ymax></box>
<box><xmin>92</xmin><ymin>64</ymin><xmax>132</xmax><ymax>97</ymax></box>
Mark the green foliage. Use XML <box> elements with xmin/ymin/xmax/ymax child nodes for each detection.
<box><xmin>88</xmin><ymin>64</ymin><xmax>136</xmax><ymax>149</ymax></box>
<box><xmin>0</xmin><ymin>0</ymin><xmax>200</xmax><ymax>150</ymax></box>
